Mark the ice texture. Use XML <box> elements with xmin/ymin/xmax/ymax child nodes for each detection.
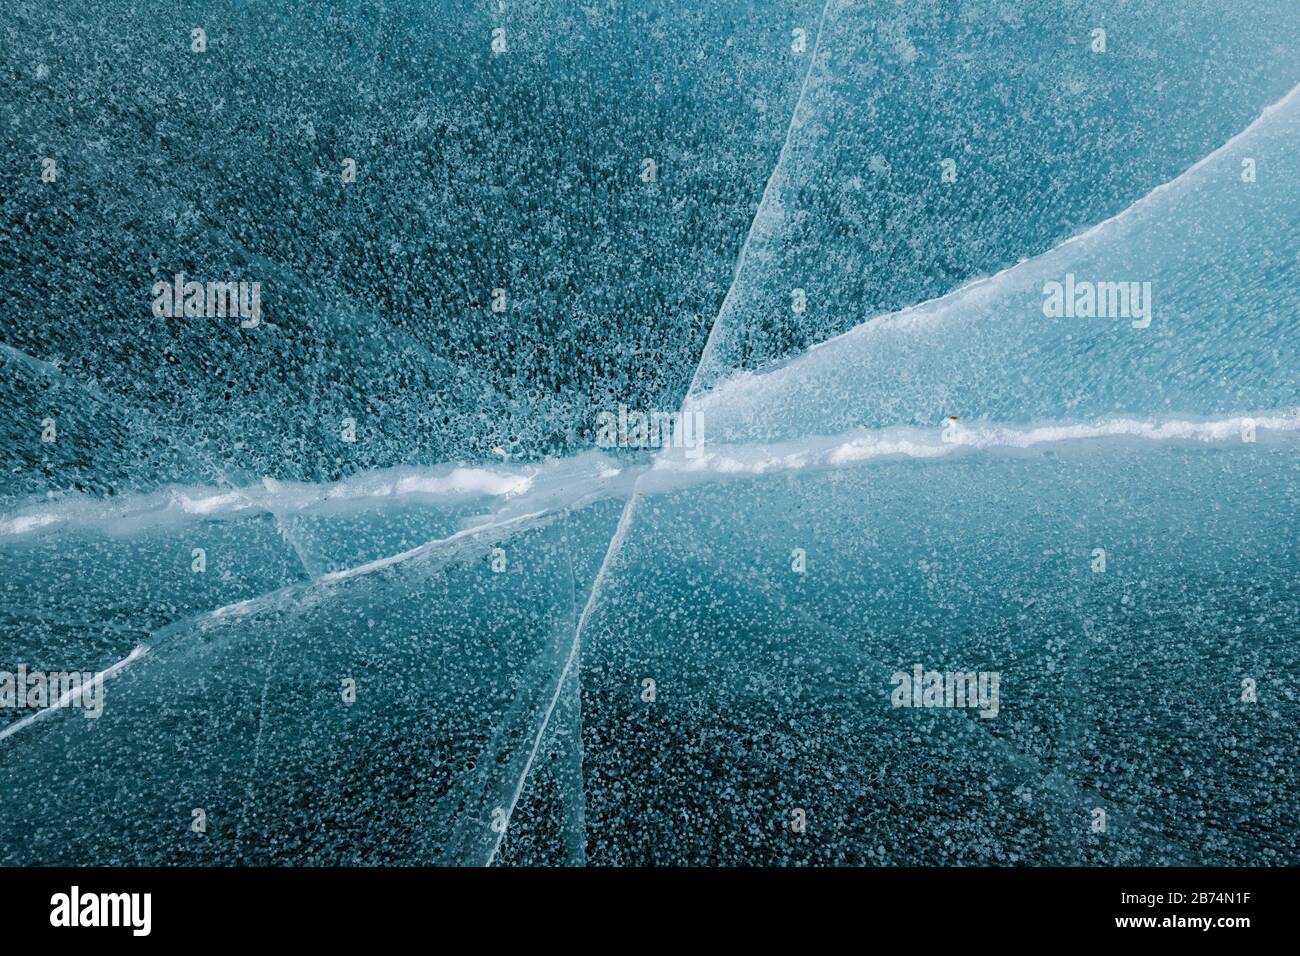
<box><xmin>691</xmin><ymin>0</ymin><xmax>1300</xmax><ymax>391</ymax></box>
<box><xmin>1</xmin><ymin>0</ymin><xmax>822</xmax><ymax>488</ymax></box>
<box><xmin>1</xmin><ymin>1</ymin><xmax>1297</xmax><ymax>866</ymax></box>
<box><xmin>692</xmin><ymin>85</ymin><xmax>1300</xmax><ymax>445</ymax></box>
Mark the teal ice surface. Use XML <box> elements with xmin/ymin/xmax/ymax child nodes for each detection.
<box><xmin>690</xmin><ymin>0</ymin><xmax>1300</xmax><ymax>389</ymax></box>
<box><xmin>0</xmin><ymin>504</ymin><xmax>621</xmax><ymax>865</ymax></box>
<box><xmin>0</xmin><ymin>0</ymin><xmax>822</xmax><ymax>489</ymax></box>
<box><xmin>694</xmin><ymin>79</ymin><xmax>1300</xmax><ymax>444</ymax></box>
<box><xmin>0</xmin><ymin>514</ymin><xmax>307</xmax><ymax>687</ymax></box>
<box><xmin>1</xmin><ymin>1</ymin><xmax>1297</xmax><ymax>866</ymax></box>
<box><xmin>577</xmin><ymin>439</ymin><xmax>1298</xmax><ymax>864</ymax></box>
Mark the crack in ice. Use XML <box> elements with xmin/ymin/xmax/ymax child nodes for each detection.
<box><xmin>484</xmin><ymin>0</ymin><xmax>839</xmax><ymax>867</ymax></box>
<box><xmin>693</xmin><ymin>80</ymin><xmax>1300</xmax><ymax>404</ymax></box>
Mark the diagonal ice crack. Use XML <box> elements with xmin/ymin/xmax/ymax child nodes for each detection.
<box><xmin>686</xmin><ymin>0</ymin><xmax>837</xmax><ymax>398</ymax></box>
<box><xmin>478</xmin><ymin>49</ymin><xmax>1298</xmax><ymax>849</ymax></box>
<box><xmin>484</xmin><ymin>0</ymin><xmax>839</xmax><ymax>867</ymax></box>
<box><xmin>0</xmin><ymin>645</ymin><xmax>148</xmax><ymax>743</ymax></box>
<box><xmin>236</xmin><ymin>628</ymin><xmax>283</xmax><ymax>854</ymax></box>
<box><xmin>0</xmin><ymin>509</ymin><xmax>551</xmax><ymax>746</ymax></box>
<box><xmin>691</xmin><ymin>80</ymin><xmax>1300</xmax><ymax>404</ymax></box>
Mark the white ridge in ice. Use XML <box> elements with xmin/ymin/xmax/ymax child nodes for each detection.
<box><xmin>2</xmin><ymin>513</ymin><xmax>60</xmax><ymax>535</ymax></box>
<box><xmin>0</xmin><ymin>511</ymin><xmax>551</xmax><ymax>744</ymax></box>
<box><xmin>4</xmin><ymin>413</ymin><xmax>1292</xmax><ymax>541</ymax></box>
<box><xmin>0</xmin><ymin>453</ymin><xmax>624</xmax><ymax>538</ymax></box>
<box><xmin>648</xmin><ymin>412</ymin><xmax>1300</xmax><ymax>483</ymax></box>
<box><xmin>692</xmin><ymin>79</ymin><xmax>1300</xmax><ymax>410</ymax></box>
<box><xmin>1</xmin><ymin>407</ymin><xmax>1287</xmax><ymax>744</ymax></box>
<box><xmin>0</xmin><ymin>645</ymin><xmax>148</xmax><ymax>742</ymax></box>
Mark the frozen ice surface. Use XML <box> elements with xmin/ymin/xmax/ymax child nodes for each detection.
<box><xmin>577</xmin><ymin>437</ymin><xmax>1299</xmax><ymax>864</ymax></box>
<box><xmin>0</xmin><ymin>514</ymin><xmax>307</xmax><ymax>717</ymax></box>
<box><xmin>691</xmin><ymin>0</ymin><xmax>1300</xmax><ymax>390</ymax></box>
<box><xmin>693</xmin><ymin>83</ymin><xmax>1300</xmax><ymax>445</ymax></box>
<box><xmin>1</xmin><ymin>1</ymin><xmax>1297</xmax><ymax>866</ymax></box>
<box><xmin>0</xmin><ymin>502</ymin><xmax>623</xmax><ymax>864</ymax></box>
<box><xmin>1</xmin><ymin>0</ymin><xmax>821</xmax><ymax>489</ymax></box>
